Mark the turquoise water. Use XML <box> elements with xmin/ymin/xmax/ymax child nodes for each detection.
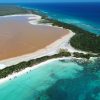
<box><xmin>19</xmin><ymin>3</ymin><xmax>100</xmax><ymax>35</ymax></box>
<box><xmin>0</xmin><ymin>58</ymin><xmax>100</xmax><ymax>100</ymax></box>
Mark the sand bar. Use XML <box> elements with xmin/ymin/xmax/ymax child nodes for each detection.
<box><xmin>0</xmin><ymin>57</ymin><xmax>73</xmax><ymax>84</ymax></box>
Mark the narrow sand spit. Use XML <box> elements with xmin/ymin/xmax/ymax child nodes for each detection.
<box><xmin>0</xmin><ymin>57</ymin><xmax>73</xmax><ymax>84</ymax></box>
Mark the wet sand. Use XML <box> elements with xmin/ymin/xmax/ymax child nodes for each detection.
<box><xmin>0</xmin><ymin>15</ymin><xmax>68</xmax><ymax>60</ymax></box>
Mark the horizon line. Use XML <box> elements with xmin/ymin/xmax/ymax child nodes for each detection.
<box><xmin>0</xmin><ymin>1</ymin><xmax>100</xmax><ymax>3</ymax></box>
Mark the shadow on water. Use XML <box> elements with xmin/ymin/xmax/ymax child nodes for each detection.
<box><xmin>38</xmin><ymin>74</ymin><xmax>99</xmax><ymax>100</ymax></box>
<box><xmin>37</xmin><ymin>58</ymin><xmax>100</xmax><ymax>100</ymax></box>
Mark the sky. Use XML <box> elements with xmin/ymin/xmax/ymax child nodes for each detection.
<box><xmin>0</xmin><ymin>0</ymin><xmax>99</xmax><ymax>3</ymax></box>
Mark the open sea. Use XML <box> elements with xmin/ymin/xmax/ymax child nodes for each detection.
<box><xmin>19</xmin><ymin>2</ymin><xmax>100</xmax><ymax>35</ymax></box>
<box><xmin>0</xmin><ymin>3</ymin><xmax>100</xmax><ymax>100</ymax></box>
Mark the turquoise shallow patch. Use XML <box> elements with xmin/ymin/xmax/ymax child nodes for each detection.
<box><xmin>0</xmin><ymin>59</ymin><xmax>99</xmax><ymax>100</ymax></box>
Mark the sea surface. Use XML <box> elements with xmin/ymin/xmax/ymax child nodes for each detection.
<box><xmin>0</xmin><ymin>3</ymin><xmax>100</xmax><ymax>100</ymax></box>
<box><xmin>0</xmin><ymin>58</ymin><xmax>100</xmax><ymax>100</ymax></box>
<box><xmin>19</xmin><ymin>2</ymin><xmax>100</xmax><ymax>35</ymax></box>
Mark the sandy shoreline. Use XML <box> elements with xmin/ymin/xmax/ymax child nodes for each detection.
<box><xmin>0</xmin><ymin>57</ymin><xmax>72</xmax><ymax>84</ymax></box>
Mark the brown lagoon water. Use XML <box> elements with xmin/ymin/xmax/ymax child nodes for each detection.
<box><xmin>0</xmin><ymin>16</ymin><xmax>68</xmax><ymax>60</ymax></box>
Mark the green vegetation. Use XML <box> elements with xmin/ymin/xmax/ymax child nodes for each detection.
<box><xmin>0</xmin><ymin>5</ymin><xmax>29</xmax><ymax>16</ymax></box>
<box><xmin>73</xmin><ymin>52</ymin><xmax>98</xmax><ymax>59</ymax></box>
<box><xmin>0</xmin><ymin>51</ymin><xmax>71</xmax><ymax>79</ymax></box>
<box><xmin>47</xmin><ymin>19</ymin><xmax>100</xmax><ymax>53</ymax></box>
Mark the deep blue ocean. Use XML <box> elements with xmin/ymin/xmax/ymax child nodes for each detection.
<box><xmin>19</xmin><ymin>3</ymin><xmax>100</xmax><ymax>35</ymax></box>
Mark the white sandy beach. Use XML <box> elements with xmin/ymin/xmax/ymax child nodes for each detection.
<box><xmin>0</xmin><ymin>57</ymin><xmax>73</xmax><ymax>84</ymax></box>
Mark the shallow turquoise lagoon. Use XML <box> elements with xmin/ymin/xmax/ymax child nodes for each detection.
<box><xmin>0</xmin><ymin>58</ymin><xmax>100</xmax><ymax>100</ymax></box>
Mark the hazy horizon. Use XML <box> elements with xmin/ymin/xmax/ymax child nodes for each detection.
<box><xmin>0</xmin><ymin>0</ymin><xmax>99</xmax><ymax>3</ymax></box>
<box><xmin>0</xmin><ymin>2</ymin><xmax>100</xmax><ymax>4</ymax></box>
